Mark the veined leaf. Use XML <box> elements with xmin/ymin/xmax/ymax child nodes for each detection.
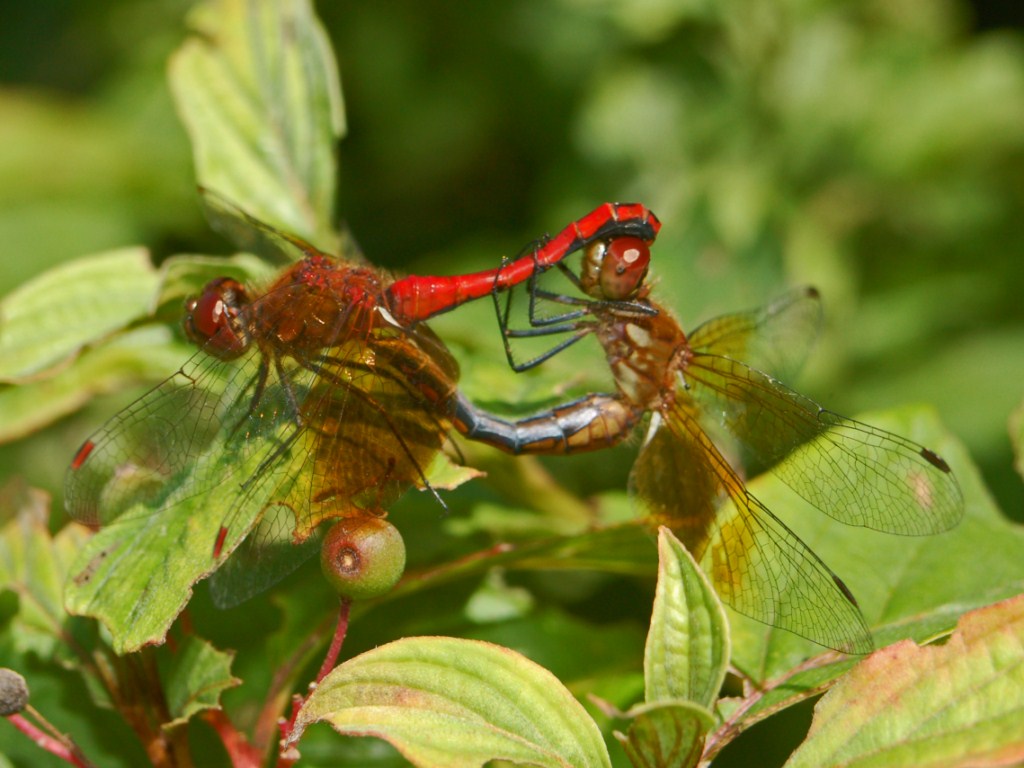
<box><xmin>169</xmin><ymin>0</ymin><xmax>345</xmax><ymax>251</ymax></box>
<box><xmin>786</xmin><ymin>595</ymin><xmax>1024</xmax><ymax>768</ymax></box>
<box><xmin>290</xmin><ymin>636</ymin><xmax>611</xmax><ymax>768</ymax></box>
<box><xmin>159</xmin><ymin>636</ymin><xmax>240</xmax><ymax>727</ymax></box>
<box><xmin>0</xmin><ymin>248</ymin><xmax>158</xmax><ymax>382</ymax></box>
<box><xmin>644</xmin><ymin>528</ymin><xmax>729</xmax><ymax>710</ymax></box>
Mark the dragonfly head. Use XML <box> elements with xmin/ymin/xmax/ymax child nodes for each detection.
<box><xmin>581</xmin><ymin>236</ymin><xmax>651</xmax><ymax>302</ymax></box>
<box><xmin>184</xmin><ymin>277</ymin><xmax>251</xmax><ymax>360</ymax></box>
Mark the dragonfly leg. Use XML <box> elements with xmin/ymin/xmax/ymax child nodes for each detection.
<box><xmin>492</xmin><ymin>271</ymin><xmax>598</xmax><ymax>372</ymax></box>
<box><xmin>522</xmin><ymin>262</ymin><xmax>589</xmax><ymax>327</ymax></box>
<box><xmin>492</xmin><ymin>256</ymin><xmax>657</xmax><ymax>373</ymax></box>
<box><xmin>300</xmin><ymin>356</ymin><xmax>451</xmax><ymax>513</ymax></box>
<box><xmin>452</xmin><ymin>391</ymin><xmax>640</xmax><ymax>455</ymax></box>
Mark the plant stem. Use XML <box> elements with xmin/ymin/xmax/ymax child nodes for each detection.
<box><xmin>6</xmin><ymin>708</ymin><xmax>96</xmax><ymax>768</ymax></box>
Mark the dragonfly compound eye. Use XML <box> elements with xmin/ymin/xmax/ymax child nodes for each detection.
<box><xmin>597</xmin><ymin>237</ymin><xmax>651</xmax><ymax>301</ymax></box>
<box><xmin>183</xmin><ymin>277</ymin><xmax>250</xmax><ymax>360</ymax></box>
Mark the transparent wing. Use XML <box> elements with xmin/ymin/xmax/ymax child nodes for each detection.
<box><xmin>684</xmin><ymin>353</ymin><xmax>962</xmax><ymax>535</ymax></box>
<box><xmin>68</xmin><ymin>279</ymin><xmax>460</xmax><ymax>609</ymax></box>
<box><xmin>630</xmin><ymin>398</ymin><xmax>872</xmax><ymax>653</ymax></box>
<box><xmin>687</xmin><ymin>287</ymin><xmax>822</xmax><ymax>383</ymax></box>
<box><xmin>200</xmin><ymin>187</ymin><xmax>364</xmax><ymax>267</ymax></box>
<box><xmin>211</xmin><ymin>324</ymin><xmax>459</xmax><ymax>606</ymax></box>
<box><xmin>65</xmin><ymin>346</ymin><xmax>277</xmax><ymax>528</ymax></box>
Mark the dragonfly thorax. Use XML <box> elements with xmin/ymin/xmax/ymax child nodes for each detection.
<box><xmin>254</xmin><ymin>258</ymin><xmax>386</xmax><ymax>357</ymax></box>
<box><xmin>596</xmin><ymin>307</ymin><xmax>686</xmax><ymax>413</ymax></box>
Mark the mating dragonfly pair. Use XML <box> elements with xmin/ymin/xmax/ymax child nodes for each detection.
<box><xmin>65</xmin><ymin>194</ymin><xmax>962</xmax><ymax>653</ymax></box>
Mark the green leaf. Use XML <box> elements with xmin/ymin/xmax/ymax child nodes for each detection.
<box><xmin>615</xmin><ymin>531</ymin><xmax>725</xmax><ymax>766</ymax></box>
<box><xmin>464</xmin><ymin>570</ymin><xmax>535</xmax><ymax>624</ymax></box>
<box><xmin>159</xmin><ymin>636</ymin><xmax>240</xmax><ymax>726</ymax></box>
<box><xmin>786</xmin><ymin>595</ymin><xmax>1024</xmax><ymax>768</ymax></box>
<box><xmin>63</xmin><ymin>379</ymin><xmax>303</xmax><ymax>652</ymax></box>
<box><xmin>0</xmin><ymin>248</ymin><xmax>158</xmax><ymax>381</ymax></box>
<box><xmin>644</xmin><ymin>528</ymin><xmax>729</xmax><ymax>710</ymax></box>
<box><xmin>0</xmin><ymin>326</ymin><xmax>188</xmax><ymax>442</ymax></box>
<box><xmin>168</xmin><ymin>0</ymin><xmax>345</xmax><ymax>250</ymax></box>
<box><xmin>62</xmin><ymin>476</ymin><xmax>299</xmax><ymax>656</ymax></box>
<box><xmin>0</xmin><ymin>483</ymin><xmax>90</xmax><ymax>658</ymax></box>
<box><xmin>63</xmin><ymin>500</ymin><xmax>242</xmax><ymax>655</ymax></box>
<box><xmin>617</xmin><ymin>701</ymin><xmax>714</xmax><ymax>768</ymax></box>
<box><xmin>289</xmin><ymin>636</ymin><xmax>612</xmax><ymax>768</ymax></box>
<box><xmin>418</xmin><ymin>450</ymin><xmax>485</xmax><ymax>493</ymax></box>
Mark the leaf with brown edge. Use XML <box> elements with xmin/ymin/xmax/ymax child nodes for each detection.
<box><xmin>787</xmin><ymin>594</ymin><xmax>1024</xmax><ymax>768</ymax></box>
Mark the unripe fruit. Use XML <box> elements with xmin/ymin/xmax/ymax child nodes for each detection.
<box><xmin>320</xmin><ymin>516</ymin><xmax>406</xmax><ymax>600</ymax></box>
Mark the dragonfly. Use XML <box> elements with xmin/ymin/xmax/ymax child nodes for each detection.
<box><xmin>64</xmin><ymin>194</ymin><xmax>661</xmax><ymax>609</ymax></box>
<box><xmin>450</xmin><ymin>230</ymin><xmax>964</xmax><ymax>652</ymax></box>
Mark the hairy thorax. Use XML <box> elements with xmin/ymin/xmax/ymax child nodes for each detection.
<box><xmin>595</xmin><ymin>306</ymin><xmax>687</xmax><ymax>413</ymax></box>
<box><xmin>254</xmin><ymin>256</ymin><xmax>386</xmax><ymax>359</ymax></box>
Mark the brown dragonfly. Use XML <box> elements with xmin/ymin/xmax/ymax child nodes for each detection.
<box><xmin>451</xmin><ymin>231</ymin><xmax>964</xmax><ymax>652</ymax></box>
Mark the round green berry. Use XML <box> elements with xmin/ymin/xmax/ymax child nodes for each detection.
<box><xmin>320</xmin><ymin>517</ymin><xmax>406</xmax><ymax>600</ymax></box>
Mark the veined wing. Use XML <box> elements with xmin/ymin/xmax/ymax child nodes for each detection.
<box><xmin>684</xmin><ymin>352</ymin><xmax>962</xmax><ymax>535</ymax></box>
<box><xmin>209</xmin><ymin>318</ymin><xmax>460</xmax><ymax>607</ymax></box>
<box><xmin>630</xmin><ymin>397</ymin><xmax>872</xmax><ymax>653</ymax></box>
<box><xmin>64</xmin><ymin>333</ymin><xmax>328</xmax><ymax>624</ymax></box>
<box><xmin>687</xmin><ymin>287</ymin><xmax>822</xmax><ymax>383</ymax></box>
<box><xmin>65</xmin><ymin>343</ymin><xmax>283</xmax><ymax>529</ymax></box>
<box><xmin>200</xmin><ymin>187</ymin><xmax>361</xmax><ymax>267</ymax></box>
<box><xmin>66</xmin><ymin>280</ymin><xmax>459</xmax><ymax>611</ymax></box>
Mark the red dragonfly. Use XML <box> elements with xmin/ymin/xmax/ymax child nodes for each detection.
<box><xmin>64</xmin><ymin>195</ymin><xmax>661</xmax><ymax>608</ymax></box>
<box><xmin>451</xmin><ymin>233</ymin><xmax>964</xmax><ymax>652</ymax></box>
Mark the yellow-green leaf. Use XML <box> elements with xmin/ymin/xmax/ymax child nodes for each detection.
<box><xmin>0</xmin><ymin>248</ymin><xmax>158</xmax><ymax>381</ymax></box>
<box><xmin>787</xmin><ymin>595</ymin><xmax>1024</xmax><ymax>768</ymax></box>
<box><xmin>644</xmin><ymin>528</ymin><xmax>729</xmax><ymax>710</ymax></box>
<box><xmin>169</xmin><ymin>0</ymin><xmax>345</xmax><ymax>251</ymax></box>
<box><xmin>290</xmin><ymin>636</ymin><xmax>611</xmax><ymax>768</ymax></box>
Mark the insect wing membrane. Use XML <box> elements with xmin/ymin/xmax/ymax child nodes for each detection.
<box><xmin>199</xmin><ymin>187</ymin><xmax>360</xmax><ymax>268</ymax></box>
<box><xmin>65</xmin><ymin>349</ymin><xmax>248</xmax><ymax>527</ymax></box>
<box><xmin>630</xmin><ymin>397</ymin><xmax>871</xmax><ymax>653</ymax></box>
<box><xmin>211</xmin><ymin>321</ymin><xmax>460</xmax><ymax>606</ymax></box>
<box><xmin>684</xmin><ymin>353</ymin><xmax>963</xmax><ymax>535</ymax></box>
<box><xmin>687</xmin><ymin>288</ymin><xmax>822</xmax><ymax>384</ymax></box>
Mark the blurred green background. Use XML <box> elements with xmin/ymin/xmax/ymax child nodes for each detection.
<box><xmin>1</xmin><ymin>2</ymin><xmax>1023</xmax><ymax>766</ymax></box>
<box><xmin>2</xmin><ymin>0</ymin><xmax>1022</xmax><ymax>518</ymax></box>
